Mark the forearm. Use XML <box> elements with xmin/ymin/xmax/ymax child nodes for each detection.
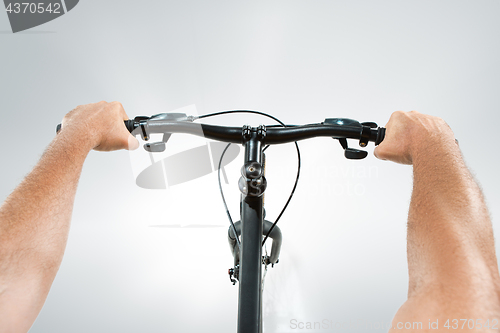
<box><xmin>407</xmin><ymin>136</ymin><xmax>500</xmax><ymax>308</ymax></box>
<box><xmin>0</xmin><ymin>131</ymin><xmax>92</xmax><ymax>327</ymax></box>
<box><xmin>0</xmin><ymin>101</ymin><xmax>135</xmax><ymax>332</ymax></box>
<box><xmin>376</xmin><ymin>111</ymin><xmax>500</xmax><ymax>330</ymax></box>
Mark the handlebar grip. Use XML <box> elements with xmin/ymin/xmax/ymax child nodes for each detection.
<box><xmin>375</xmin><ymin>127</ymin><xmax>385</xmax><ymax>146</ymax></box>
<box><xmin>56</xmin><ymin>120</ymin><xmax>134</xmax><ymax>135</ymax></box>
<box><xmin>124</xmin><ymin>120</ymin><xmax>135</xmax><ymax>133</ymax></box>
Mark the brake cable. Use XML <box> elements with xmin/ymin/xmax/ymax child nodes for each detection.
<box><xmin>196</xmin><ymin>110</ymin><xmax>301</xmax><ymax>247</ymax></box>
<box><xmin>218</xmin><ymin>142</ymin><xmax>240</xmax><ymax>248</ymax></box>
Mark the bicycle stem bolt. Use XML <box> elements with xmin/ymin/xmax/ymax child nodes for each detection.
<box><xmin>257</xmin><ymin>124</ymin><xmax>267</xmax><ymax>139</ymax></box>
<box><xmin>242</xmin><ymin>162</ymin><xmax>263</xmax><ymax>179</ymax></box>
<box><xmin>238</xmin><ymin>176</ymin><xmax>267</xmax><ymax>197</ymax></box>
<box><xmin>242</xmin><ymin>125</ymin><xmax>252</xmax><ymax>140</ymax></box>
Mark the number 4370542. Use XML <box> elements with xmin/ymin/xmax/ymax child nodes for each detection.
<box><xmin>443</xmin><ymin>319</ymin><xmax>498</xmax><ymax>330</ymax></box>
<box><xmin>5</xmin><ymin>3</ymin><xmax>62</xmax><ymax>14</ymax></box>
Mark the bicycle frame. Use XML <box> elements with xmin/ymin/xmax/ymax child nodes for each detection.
<box><xmin>113</xmin><ymin>112</ymin><xmax>385</xmax><ymax>333</ymax></box>
<box><xmin>238</xmin><ymin>134</ymin><xmax>265</xmax><ymax>333</ymax></box>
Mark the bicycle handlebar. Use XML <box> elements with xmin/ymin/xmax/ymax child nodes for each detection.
<box><xmin>122</xmin><ymin>115</ymin><xmax>385</xmax><ymax>146</ymax></box>
<box><xmin>56</xmin><ymin>113</ymin><xmax>385</xmax><ymax>151</ymax></box>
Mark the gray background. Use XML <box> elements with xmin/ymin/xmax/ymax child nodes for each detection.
<box><xmin>1</xmin><ymin>1</ymin><xmax>499</xmax><ymax>332</ymax></box>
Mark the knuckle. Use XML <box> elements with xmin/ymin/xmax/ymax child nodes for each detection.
<box><xmin>408</xmin><ymin>110</ymin><xmax>421</xmax><ymax>119</ymax></box>
<box><xmin>111</xmin><ymin>101</ymin><xmax>123</xmax><ymax>109</ymax></box>
<box><xmin>387</xmin><ymin>110</ymin><xmax>404</xmax><ymax>124</ymax></box>
<box><xmin>391</xmin><ymin>110</ymin><xmax>406</xmax><ymax>120</ymax></box>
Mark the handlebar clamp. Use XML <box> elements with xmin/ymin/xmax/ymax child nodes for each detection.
<box><xmin>257</xmin><ymin>125</ymin><xmax>266</xmax><ymax>139</ymax></box>
<box><xmin>242</xmin><ymin>125</ymin><xmax>252</xmax><ymax>141</ymax></box>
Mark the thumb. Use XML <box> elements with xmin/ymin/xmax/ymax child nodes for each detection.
<box><xmin>127</xmin><ymin>135</ymin><xmax>140</xmax><ymax>150</ymax></box>
<box><xmin>373</xmin><ymin>145</ymin><xmax>384</xmax><ymax>160</ymax></box>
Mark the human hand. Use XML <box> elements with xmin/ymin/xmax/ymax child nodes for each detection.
<box><xmin>374</xmin><ymin>111</ymin><xmax>457</xmax><ymax>165</ymax></box>
<box><xmin>60</xmin><ymin>101</ymin><xmax>139</xmax><ymax>151</ymax></box>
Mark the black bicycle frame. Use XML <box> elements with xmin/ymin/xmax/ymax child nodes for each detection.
<box><xmin>238</xmin><ymin>135</ymin><xmax>264</xmax><ymax>333</ymax></box>
<box><xmin>115</xmin><ymin>114</ymin><xmax>386</xmax><ymax>333</ymax></box>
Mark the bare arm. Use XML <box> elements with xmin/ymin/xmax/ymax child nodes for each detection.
<box><xmin>0</xmin><ymin>101</ymin><xmax>138</xmax><ymax>333</ymax></box>
<box><xmin>375</xmin><ymin>111</ymin><xmax>500</xmax><ymax>331</ymax></box>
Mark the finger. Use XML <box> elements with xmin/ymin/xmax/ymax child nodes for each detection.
<box><xmin>111</xmin><ymin>101</ymin><xmax>126</xmax><ymax>118</ymax></box>
<box><xmin>385</xmin><ymin>111</ymin><xmax>402</xmax><ymax>129</ymax></box>
<box><xmin>373</xmin><ymin>144</ymin><xmax>388</xmax><ymax>160</ymax></box>
<box><xmin>114</xmin><ymin>102</ymin><xmax>139</xmax><ymax>150</ymax></box>
<box><xmin>127</xmin><ymin>135</ymin><xmax>140</xmax><ymax>150</ymax></box>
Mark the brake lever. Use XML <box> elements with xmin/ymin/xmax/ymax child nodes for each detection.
<box><xmin>338</xmin><ymin>138</ymin><xmax>368</xmax><ymax>159</ymax></box>
<box><xmin>324</xmin><ymin>118</ymin><xmax>372</xmax><ymax>159</ymax></box>
<box><xmin>130</xmin><ymin>113</ymin><xmax>195</xmax><ymax>152</ymax></box>
<box><xmin>144</xmin><ymin>133</ymin><xmax>171</xmax><ymax>152</ymax></box>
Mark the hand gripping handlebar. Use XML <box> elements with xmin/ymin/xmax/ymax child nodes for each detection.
<box><xmin>55</xmin><ymin>111</ymin><xmax>386</xmax><ymax>329</ymax></box>
<box><xmin>56</xmin><ymin>113</ymin><xmax>385</xmax><ymax>158</ymax></box>
<box><xmin>122</xmin><ymin>114</ymin><xmax>385</xmax><ymax>159</ymax></box>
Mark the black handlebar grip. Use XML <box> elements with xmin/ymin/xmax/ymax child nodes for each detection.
<box><xmin>375</xmin><ymin>127</ymin><xmax>385</xmax><ymax>146</ymax></box>
<box><xmin>124</xmin><ymin>120</ymin><xmax>135</xmax><ymax>133</ymax></box>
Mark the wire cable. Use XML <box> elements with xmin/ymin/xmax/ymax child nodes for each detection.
<box><xmin>262</xmin><ymin>243</ymin><xmax>269</xmax><ymax>293</ymax></box>
<box><xmin>218</xmin><ymin>143</ymin><xmax>241</xmax><ymax>248</ymax></box>
<box><xmin>198</xmin><ymin>110</ymin><xmax>301</xmax><ymax>247</ymax></box>
<box><xmin>262</xmin><ymin>143</ymin><xmax>300</xmax><ymax>245</ymax></box>
<box><xmin>198</xmin><ymin>110</ymin><xmax>286</xmax><ymax>126</ymax></box>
